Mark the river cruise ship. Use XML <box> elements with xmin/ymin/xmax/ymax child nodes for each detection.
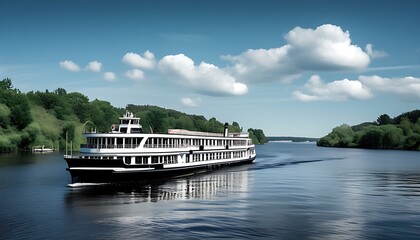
<box><xmin>64</xmin><ymin>111</ymin><xmax>256</xmax><ymax>183</ymax></box>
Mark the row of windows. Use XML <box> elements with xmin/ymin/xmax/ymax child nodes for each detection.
<box><xmin>190</xmin><ymin>150</ymin><xmax>253</xmax><ymax>162</ymax></box>
<box><xmin>80</xmin><ymin>155</ymin><xmax>178</xmax><ymax>165</ymax></box>
<box><xmin>83</xmin><ymin>137</ymin><xmax>143</xmax><ymax>149</ymax></box>
<box><xmin>123</xmin><ymin>155</ymin><xmax>179</xmax><ymax>165</ymax></box>
<box><xmin>83</xmin><ymin>137</ymin><xmax>253</xmax><ymax>150</ymax></box>
<box><xmin>81</xmin><ymin>149</ymin><xmax>255</xmax><ymax>165</ymax></box>
<box><xmin>120</xmin><ymin>119</ymin><xmax>140</xmax><ymax>125</ymax></box>
<box><xmin>144</xmin><ymin>137</ymin><xmax>251</xmax><ymax>148</ymax></box>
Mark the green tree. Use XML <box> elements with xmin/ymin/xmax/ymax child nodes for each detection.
<box><xmin>399</xmin><ymin>117</ymin><xmax>414</xmax><ymax>136</ymax></box>
<box><xmin>174</xmin><ymin>115</ymin><xmax>195</xmax><ymax>130</ymax></box>
<box><xmin>29</xmin><ymin>90</ymin><xmax>73</xmax><ymax>120</ymax></box>
<box><xmin>359</xmin><ymin>126</ymin><xmax>384</xmax><ymax>148</ymax></box>
<box><xmin>0</xmin><ymin>134</ymin><xmax>17</xmax><ymax>152</ymax></box>
<box><xmin>0</xmin><ymin>79</ymin><xmax>32</xmax><ymax>130</ymax></box>
<box><xmin>148</xmin><ymin>109</ymin><xmax>167</xmax><ymax>133</ymax></box>
<box><xmin>87</xmin><ymin>99</ymin><xmax>121</xmax><ymax>132</ymax></box>
<box><xmin>0</xmin><ymin>103</ymin><xmax>10</xmax><ymax>128</ymax></box>
<box><xmin>404</xmin><ymin>134</ymin><xmax>420</xmax><ymax>150</ymax></box>
<box><xmin>208</xmin><ymin>117</ymin><xmax>224</xmax><ymax>133</ymax></box>
<box><xmin>54</xmin><ymin>88</ymin><xmax>67</xmax><ymax>95</ymax></box>
<box><xmin>317</xmin><ymin>136</ymin><xmax>334</xmax><ymax>147</ymax></box>
<box><xmin>9</xmin><ymin>94</ymin><xmax>32</xmax><ymax>130</ymax></box>
<box><xmin>66</xmin><ymin>92</ymin><xmax>90</xmax><ymax>122</ymax></box>
<box><xmin>320</xmin><ymin>109</ymin><xmax>420</xmax><ymax>150</ymax></box>
<box><xmin>62</xmin><ymin>123</ymin><xmax>76</xmax><ymax>142</ymax></box>
<box><xmin>381</xmin><ymin>125</ymin><xmax>404</xmax><ymax>149</ymax></box>
<box><xmin>20</xmin><ymin>122</ymin><xmax>42</xmax><ymax>149</ymax></box>
<box><xmin>0</xmin><ymin>78</ymin><xmax>13</xmax><ymax>90</ymax></box>
<box><xmin>317</xmin><ymin>124</ymin><xmax>355</xmax><ymax>147</ymax></box>
<box><xmin>395</xmin><ymin>110</ymin><xmax>420</xmax><ymax>124</ymax></box>
<box><xmin>229</xmin><ymin>121</ymin><xmax>242</xmax><ymax>133</ymax></box>
<box><xmin>248</xmin><ymin>128</ymin><xmax>268</xmax><ymax>144</ymax></box>
<box><xmin>377</xmin><ymin>114</ymin><xmax>394</xmax><ymax>125</ymax></box>
<box><xmin>34</xmin><ymin>90</ymin><xmax>60</xmax><ymax>109</ymax></box>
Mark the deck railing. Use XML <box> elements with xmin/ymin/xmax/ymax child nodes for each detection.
<box><xmin>143</xmin><ymin>144</ymin><xmax>189</xmax><ymax>148</ymax></box>
<box><xmin>80</xmin><ymin>144</ymin><xmax>138</xmax><ymax>149</ymax></box>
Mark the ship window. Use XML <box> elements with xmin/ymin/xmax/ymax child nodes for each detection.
<box><xmin>124</xmin><ymin>157</ymin><xmax>131</xmax><ymax>164</ymax></box>
<box><xmin>135</xmin><ymin>156</ymin><xmax>148</xmax><ymax>164</ymax></box>
<box><xmin>131</xmin><ymin>128</ymin><xmax>142</xmax><ymax>133</ymax></box>
<box><xmin>120</xmin><ymin>127</ymin><xmax>127</xmax><ymax>133</ymax></box>
<box><xmin>116</xmin><ymin>138</ymin><xmax>123</xmax><ymax>148</ymax></box>
<box><xmin>152</xmin><ymin>156</ymin><xmax>159</xmax><ymax>164</ymax></box>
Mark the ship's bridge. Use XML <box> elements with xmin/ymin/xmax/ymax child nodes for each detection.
<box><xmin>114</xmin><ymin>111</ymin><xmax>143</xmax><ymax>133</ymax></box>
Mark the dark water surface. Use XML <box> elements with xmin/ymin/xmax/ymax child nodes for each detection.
<box><xmin>1</xmin><ymin>142</ymin><xmax>420</xmax><ymax>239</ymax></box>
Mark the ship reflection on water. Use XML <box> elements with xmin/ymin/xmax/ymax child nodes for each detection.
<box><xmin>65</xmin><ymin>164</ymin><xmax>252</xmax><ymax>206</ymax></box>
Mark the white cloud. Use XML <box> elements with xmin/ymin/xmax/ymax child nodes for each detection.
<box><xmin>224</xmin><ymin>24</ymin><xmax>370</xmax><ymax>83</ymax></box>
<box><xmin>125</xmin><ymin>69</ymin><xmax>145</xmax><ymax>80</ymax></box>
<box><xmin>365</xmin><ymin>44</ymin><xmax>388</xmax><ymax>59</ymax></box>
<box><xmin>122</xmin><ymin>51</ymin><xmax>156</xmax><ymax>69</ymax></box>
<box><xmin>286</xmin><ymin>24</ymin><xmax>370</xmax><ymax>70</ymax></box>
<box><xmin>159</xmin><ymin>54</ymin><xmax>248</xmax><ymax>96</ymax></box>
<box><xmin>59</xmin><ymin>60</ymin><xmax>80</xmax><ymax>72</ymax></box>
<box><xmin>223</xmin><ymin>46</ymin><xmax>298</xmax><ymax>83</ymax></box>
<box><xmin>293</xmin><ymin>75</ymin><xmax>373</xmax><ymax>101</ymax></box>
<box><xmin>85</xmin><ymin>61</ymin><xmax>102</xmax><ymax>72</ymax></box>
<box><xmin>294</xmin><ymin>75</ymin><xmax>420</xmax><ymax>101</ymax></box>
<box><xmin>359</xmin><ymin>75</ymin><xmax>420</xmax><ymax>99</ymax></box>
<box><xmin>181</xmin><ymin>97</ymin><xmax>202</xmax><ymax>107</ymax></box>
<box><xmin>104</xmin><ymin>72</ymin><xmax>116</xmax><ymax>82</ymax></box>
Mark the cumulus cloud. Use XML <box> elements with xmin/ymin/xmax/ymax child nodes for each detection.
<box><xmin>85</xmin><ymin>61</ymin><xmax>102</xmax><ymax>72</ymax></box>
<box><xmin>286</xmin><ymin>24</ymin><xmax>370</xmax><ymax>70</ymax></box>
<box><xmin>125</xmin><ymin>69</ymin><xmax>145</xmax><ymax>80</ymax></box>
<box><xmin>223</xmin><ymin>46</ymin><xmax>299</xmax><ymax>83</ymax></box>
<box><xmin>359</xmin><ymin>75</ymin><xmax>420</xmax><ymax>99</ymax></box>
<box><xmin>59</xmin><ymin>60</ymin><xmax>80</xmax><ymax>72</ymax></box>
<box><xmin>122</xmin><ymin>51</ymin><xmax>156</xmax><ymax>69</ymax></box>
<box><xmin>293</xmin><ymin>75</ymin><xmax>373</xmax><ymax>101</ymax></box>
<box><xmin>294</xmin><ymin>75</ymin><xmax>420</xmax><ymax>101</ymax></box>
<box><xmin>159</xmin><ymin>54</ymin><xmax>248</xmax><ymax>96</ymax></box>
<box><xmin>365</xmin><ymin>44</ymin><xmax>388</xmax><ymax>59</ymax></box>
<box><xmin>181</xmin><ymin>97</ymin><xmax>202</xmax><ymax>107</ymax></box>
<box><xmin>104</xmin><ymin>72</ymin><xmax>116</xmax><ymax>82</ymax></box>
<box><xmin>224</xmin><ymin>24</ymin><xmax>370</xmax><ymax>83</ymax></box>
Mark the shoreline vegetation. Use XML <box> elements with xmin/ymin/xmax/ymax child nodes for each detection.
<box><xmin>317</xmin><ymin>110</ymin><xmax>420</xmax><ymax>151</ymax></box>
<box><xmin>0</xmin><ymin>78</ymin><xmax>267</xmax><ymax>153</ymax></box>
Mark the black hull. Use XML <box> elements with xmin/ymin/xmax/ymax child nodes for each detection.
<box><xmin>65</xmin><ymin>157</ymin><xmax>255</xmax><ymax>184</ymax></box>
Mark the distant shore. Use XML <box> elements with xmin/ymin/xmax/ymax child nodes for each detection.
<box><xmin>267</xmin><ymin>136</ymin><xmax>319</xmax><ymax>142</ymax></box>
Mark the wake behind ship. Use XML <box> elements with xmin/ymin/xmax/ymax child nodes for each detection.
<box><xmin>64</xmin><ymin>112</ymin><xmax>256</xmax><ymax>184</ymax></box>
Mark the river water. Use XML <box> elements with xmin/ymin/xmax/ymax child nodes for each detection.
<box><xmin>1</xmin><ymin>142</ymin><xmax>420</xmax><ymax>239</ymax></box>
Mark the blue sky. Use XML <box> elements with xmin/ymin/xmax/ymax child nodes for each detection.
<box><xmin>1</xmin><ymin>0</ymin><xmax>419</xmax><ymax>137</ymax></box>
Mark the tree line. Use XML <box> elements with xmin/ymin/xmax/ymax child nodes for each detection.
<box><xmin>0</xmin><ymin>78</ymin><xmax>267</xmax><ymax>152</ymax></box>
<box><xmin>317</xmin><ymin>110</ymin><xmax>420</xmax><ymax>150</ymax></box>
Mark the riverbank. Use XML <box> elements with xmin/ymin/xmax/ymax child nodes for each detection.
<box><xmin>317</xmin><ymin>110</ymin><xmax>420</xmax><ymax>151</ymax></box>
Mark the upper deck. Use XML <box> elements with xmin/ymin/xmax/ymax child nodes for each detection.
<box><xmin>113</xmin><ymin>111</ymin><xmax>142</xmax><ymax>134</ymax></box>
<box><xmin>80</xmin><ymin>111</ymin><xmax>254</xmax><ymax>153</ymax></box>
